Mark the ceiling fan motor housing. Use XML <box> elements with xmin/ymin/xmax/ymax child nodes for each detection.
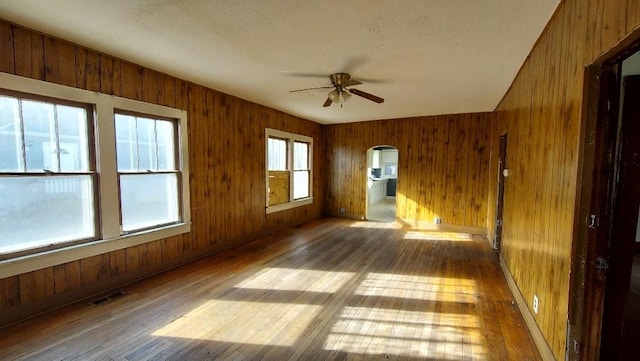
<box><xmin>330</xmin><ymin>73</ymin><xmax>352</xmax><ymax>88</ymax></box>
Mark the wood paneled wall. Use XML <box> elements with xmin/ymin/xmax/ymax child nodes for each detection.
<box><xmin>488</xmin><ymin>0</ymin><xmax>640</xmax><ymax>359</ymax></box>
<box><xmin>0</xmin><ymin>20</ymin><xmax>324</xmax><ymax>325</ymax></box>
<box><xmin>324</xmin><ymin>113</ymin><xmax>491</xmax><ymax>229</ymax></box>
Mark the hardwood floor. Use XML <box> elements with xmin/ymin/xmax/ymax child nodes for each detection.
<box><xmin>0</xmin><ymin>218</ymin><xmax>541</xmax><ymax>361</ymax></box>
<box><xmin>367</xmin><ymin>197</ymin><xmax>397</xmax><ymax>223</ymax></box>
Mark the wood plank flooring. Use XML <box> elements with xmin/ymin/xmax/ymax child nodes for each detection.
<box><xmin>0</xmin><ymin>218</ymin><xmax>541</xmax><ymax>361</ymax></box>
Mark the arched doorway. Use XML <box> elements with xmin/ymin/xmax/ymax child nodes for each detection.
<box><xmin>365</xmin><ymin>145</ymin><xmax>398</xmax><ymax>222</ymax></box>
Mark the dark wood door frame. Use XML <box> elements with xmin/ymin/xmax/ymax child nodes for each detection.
<box><xmin>568</xmin><ymin>34</ymin><xmax>640</xmax><ymax>360</ymax></box>
<box><xmin>567</xmin><ymin>63</ymin><xmax>619</xmax><ymax>361</ymax></box>
<box><xmin>599</xmin><ymin>75</ymin><xmax>640</xmax><ymax>359</ymax></box>
<box><xmin>494</xmin><ymin>133</ymin><xmax>508</xmax><ymax>251</ymax></box>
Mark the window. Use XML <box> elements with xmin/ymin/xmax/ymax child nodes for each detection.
<box><xmin>293</xmin><ymin>141</ymin><xmax>310</xmax><ymax>199</ymax></box>
<box><xmin>115</xmin><ymin>113</ymin><xmax>179</xmax><ymax>232</ymax></box>
<box><xmin>265</xmin><ymin>128</ymin><xmax>312</xmax><ymax>213</ymax></box>
<box><xmin>0</xmin><ymin>72</ymin><xmax>190</xmax><ymax>268</ymax></box>
<box><xmin>0</xmin><ymin>93</ymin><xmax>96</xmax><ymax>255</ymax></box>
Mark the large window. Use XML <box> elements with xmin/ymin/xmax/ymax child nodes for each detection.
<box><xmin>0</xmin><ymin>94</ymin><xmax>96</xmax><ymax>255</ymax></box>
<box><xmin>0</xmin><ymin>72</ymin><xmax>190</xmax><ymax>268</ymax></box>
<box><xmin>115</xmin><ymin>113</ymin><xmax>179</xmax><ymax>232</ymax></box>
<box><xmin>265</xmin><ymin>128</ymin><xmax>312</xmax><ymax>213</ymax></box>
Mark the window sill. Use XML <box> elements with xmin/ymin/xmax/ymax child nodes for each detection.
<box><xmin>0</xmin><ymin>222</ymin><xmax>191</xmax><ymax>279</ymax></box>
<box><xmin>266</xmin><ymin>197</ymin><xmax>313</xmax><ymax>214</ymax></box>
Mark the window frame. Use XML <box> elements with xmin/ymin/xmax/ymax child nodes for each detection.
<box><xmin>265</xmin><ymin>128</ymin><xmax>313</xmax><ymax>214</ymax></box>
<box><xmin>0</xmin><ymin>72</ymin><xmax>190</xmax><ymax>279</ymax></box>
<box><xmin>114</xmin><ymin>110</ymin><xmax>182</xmax><ymax>234</ymax></box>
<box><xmin>0</xmin><ymin>90</ymin><xmax>100</xmax><ymax>258</ymax></box>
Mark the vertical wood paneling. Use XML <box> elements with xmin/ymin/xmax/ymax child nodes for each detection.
<box><xmin>44</xmin><ymin>37</ymin><xmax>76</xmax><ymax>87</ymax></box>
<box><xmin>488</xmin><ymin>0</ymin><xmax>640</xmax><ymax>359</ymax></box>
<box><xmin>2</xmin><ymin>276</ymin><xmax>20</xmax><ymax>308</ymax></box>
<box><xmin>109</xmin><ymin>249</ymin><xmax>127</xmax><ymax>277</ymax></box>
<box><xmin>80</xmin><ymin>255</ymin><xmax>109</xmax><ymax>287</ymax></box>
<box><xmin>120</xmin><ymin>62</ymin><xmax>143</xmax><ymax>101</ymax></box>
<box><xmin>324</xmin><ymin>113</ymin><xmax>491</xmax><ymax>228</ymax></box>
<box><xmin>628</xmin><ymin>0</ymin><xmax>640</xmax><ymax>32</ymax></box>
<box><xmin>0</xmin><ymin>22</ymin><xmax>14</xmax><ymax>73</ymax></box>
<box><xmin>75</xmin><ymin>48</ymin><xmax>100</xmax><ymax>92</ymax></box>
<box><xmin>12</xmin><ymin>27</ymin><xmax>44</xmax><ymax>80</ymax></box>
<box><xmin>601</xmin><ymin>0</ymin><xmax>628</xmax><ymax>49</ymax></box>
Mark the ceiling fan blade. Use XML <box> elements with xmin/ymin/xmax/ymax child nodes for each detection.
<box><xmin>323</xmin><ymin>98</ymin><xmax>332</xmax><ymax>107</ymax></box>
<box><xmin>348</xmin><ymin>88</ymin><xmax>384</xmax><ymax>103</ymax></box>
<box><xmin>281</xmin><ymin>71</ymin><xmax>330</xmax><ymax>78</ymax></box>
<box><xmin>290</xmin><ymin>86</ymin><xmax>333</xmax><ymax>93</ymax></box>
<box><xmin>344</xmin><ymin>78</ymin><xmax>363</xmax><ymax>87</ymax></box>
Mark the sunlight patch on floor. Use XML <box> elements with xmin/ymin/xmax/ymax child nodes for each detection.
<box><xmin>324</xmin><ymin>307</ymin><xmax>485</xmax><ymax>359</ymax></box>
<box><xmin>354</xmin><ymin>272</ymin><xmax>477</xmax><ymax>303</ymax></box>
<box><xmin>404</xmin><ymin>231</ymin><xmax>473</xmax><ymax>242</ymax></box>
<box><xmin>152</xmin><ymin>300</ymin><xmax>321</xmax><ymax>346</ymax></box>
<box><xmin>348</xmin><ymin>221</ymin><xmax>401</xmax><ymax>229</ymax></box>
<box><xmin>234</xmin><ymin>267</ymin><xmax>355</xmax><ymax>293</ymax></box>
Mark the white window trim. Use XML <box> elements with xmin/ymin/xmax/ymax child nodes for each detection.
<box><xmin>0</xmin><ymin>72</ymin><xmax>191</xmax><ymax>279</ymax></box>
<box><xmin>265</xmin><ymin>128</ymin><xmax>313</xmax><ymax>214</ymax></box>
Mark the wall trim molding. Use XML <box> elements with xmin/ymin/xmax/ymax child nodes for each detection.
<box><xmin>499</xmin><ymin>254</ymin><xmax>556</xmax><ymax>361</ymax></box>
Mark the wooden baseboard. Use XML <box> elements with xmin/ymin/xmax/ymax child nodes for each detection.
<box><xmin>499</xmin><ymin>254</ymin><xmax>556</xmax><ymax>361</ymax></box>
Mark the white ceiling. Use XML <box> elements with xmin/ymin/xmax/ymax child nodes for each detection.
<box><xmin>0</xmin><ymin>0</ymin><xmax>559</xmax><ymax>125</ymax></box>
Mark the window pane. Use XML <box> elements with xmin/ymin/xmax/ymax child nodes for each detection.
<box><xmin>0</xmin><ymin>96</ymin><xmax>23</xmax><ymax>172</ymax></box>
<box><xmin>57</xmin><ymin>105</ymin><xmax>90</xmax><ymax>172</ymax></box>
<box><xmin>136</xmin><ymin>117</ymin><xmax>157</xmax><ymax>171</ymax></box>
<box><xmin>294</xmin><ymin>141</ymin><xmax>308</xmax><ymax>170</ymax></box>
<box><xmin>268</xmin><ymin>137</ymin><xmax>287</xmax><ymax>171</ymax></box>
<box><xmin>22</xmin><ymin>100</ymin><xmax>56</xmax><ymax>172</ymax></box>
<box><xmin>156</xmin><ymin>120</ymin><xmax>175</xmax><ymax>170</ymax></box>
<box><xmin>120</xmin><ymin>173</ymin><xmax>179</xmax><ymax>232</ymax></box>
<box><xmin>293</xmin><ymin>170</ymin><xmax>309</xmax><ymax>199</ymax></box>
<box><xmin>0</xmin><ymin>175</ymin><xmax>95</xmax><ymax>254</ymax></box>
<box><xmin>115</xmin><ymin>114</ymin><xmax>138</xmax><ymax>171</ymax></box>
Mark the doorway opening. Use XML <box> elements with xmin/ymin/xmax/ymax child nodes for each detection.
<box><xmin>569</xmin><ymin>43</ymin><xmax>640</xmax><ymax>361</ymax></box>
<box><xmin>494</xmin><ymin>132</ymin><xmax>508</xmax><ymax>251</ymax></box>
<box><xmin>365</xmin><ymin>146</ymin><xmax>398</xmax><ymax>223</ymax></box>
<box><xmin>598</xmin><ymin>51</ymin><xmax>640</xmax><ymax>361</ymax></box>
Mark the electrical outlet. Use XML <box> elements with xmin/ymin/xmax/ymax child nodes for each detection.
<box><xmin>340</xmin><ymin>207</ymin><xmax>346</xmax><ymax>213</ymax></box>
<box><xmin>533</xmin><ymin>294</ymin><xmax>539</xmax><ymax>314</ymax></box>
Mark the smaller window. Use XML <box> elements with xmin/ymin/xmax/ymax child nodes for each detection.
<box><xmin>293</xmin><ymin>141</ymin><xmax>310</xmax><ymax>199</ymax></box>
<box><xmin>265</xmin><ymin>128</ymin><xmax>313</xmax><ymax>213</ymax></box>
<box><xmin>267</xmin><ymin>137</ymin><xmax>287</xmax><ymax>171</ymax></box>
<box><xmin>115</xmin><ymin>113</ymin><xmax>180</xmax><ymax>233</ymax></box>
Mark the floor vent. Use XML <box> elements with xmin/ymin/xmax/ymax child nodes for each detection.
<box><xmin>89</xmin><ymin>291</ymin><xmax>127</xmax><ymax>306</ymax></box>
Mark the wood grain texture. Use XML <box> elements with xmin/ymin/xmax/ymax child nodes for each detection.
<box><xmin>0</xmin><ymin>20</ymin><xmax>324</xmax><ymax>326</ymax></box>
<box><xmin>268</xmin><ymin>171</ymin><xmax>290</xmax><ymax>206</ymax></box>
<box><xmin>0</xmin><ymin>218</ymin><xmax>541</xmax><ymax>361</ymax></box>
<box><xmin>0</xmin><ymin>22</ymin><xmax>14</xmax><ymax>73</ymax></box>
<box><xmin>324</xmin><ymin>113</ymin><xmax>491</xmax><ymax>229</ymax></box>
<box><xmin>488</xmin><ymin>0</ymin><xmax>640</xmax><ymax>359</ymax></box>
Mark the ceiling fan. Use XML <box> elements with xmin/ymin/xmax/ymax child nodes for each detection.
<box><xmin>290</xmin><ymin>73</ymin><xmax>384</xmax><ymax>108</ymax></box>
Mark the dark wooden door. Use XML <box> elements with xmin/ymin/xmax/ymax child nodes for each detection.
<box><xmin>494</xmin><ymin>133</ymin><xmax>507</xmax><ymax>250</ymax></box>
<box><xmin>600</xmin><ymin>75</ymin><xmax>640</xmax><ymax>359</ymax></box>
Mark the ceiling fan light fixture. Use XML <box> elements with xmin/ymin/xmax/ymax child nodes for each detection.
<box><xmin>342</xmin><ymin>90</ymin><xmax>352</xmax><ymax>102</ymax></box>
<box><xmin>328</xmin><ymin>89</ymin><xmax>340</xmax><ymax>103</ymax></box>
